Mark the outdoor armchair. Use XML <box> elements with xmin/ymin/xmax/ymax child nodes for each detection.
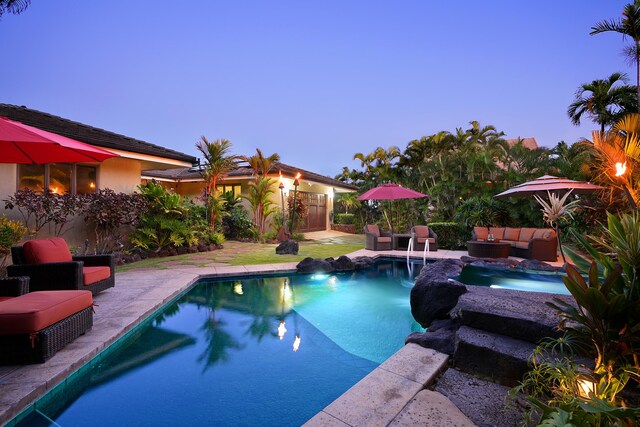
<box><xmin>410</xmin><ymin>226</ymin><xmax>438</xmax><ymax>251</ymax></box>
<box><xmin>364</xmin><ymin>224</ymin><xmax>393</xmax><ymax>251</ymax></box>
<box><xmin>8</xmin><ymin>238</ymin><xmax>115</xmax><ymax>295</ymax></box>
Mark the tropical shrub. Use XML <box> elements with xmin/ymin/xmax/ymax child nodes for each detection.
<box><xmin>4</xmin><ymin>189</ymin><xmax>84</xmax><ymax>236</ymax></box>
<box><xmin>130</xmin><ymin>182</ymin><xmax>199</xmax><ymax>252</ymax></box>
<box><xmin>334</xmin><ymin>213</ymin><xmax>355</xmax><ymax>225</ymax></box>
<box><xmin>452</xmin><ymin>195</ymin><xmax>510</xmax><ymax>227</ymax></box>
<box><xmin>0</xmin><ymin>215</ymin><xmax>28</xmax><ymax>272</ymax></box>
<box><xmin>243</xmin><ymin>177</ymin><xmax>275</xmax><ymax>241</ymax></box>
<box><xmin>428</xmin><ymin>222</ymin><xmax>466</xmax><ymax>249</ymax></box>
<box><xmin>220</xmin><ymin>192</ymin><xmax>254</xmax><ymax>240</ymax></box>
<box><xmin>514</xmin><ymin>212</ymin><xmax>640</xmax><ymax>425</ymax></box>
<box><xmin>287</xmin><ymin>192</ymin><xmax>308</xmax><ymax>233</ymax></box>
<box><xmin>81</xmin><ymin>189</ymin><xmax>148</xmax><ymax>254</ymax></box>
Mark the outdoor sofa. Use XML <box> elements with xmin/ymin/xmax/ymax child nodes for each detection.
<box><xmin>0</xmin><ymin>276</ymin><xmax>94</xmax><ymax>364</ymax></box>
<box><xmin>410</xmin><ymin>226</ymin><xmax>438</xmax><ymax>251</ymax></box>
<box><xmin>471</xmin><ymin>226</ymin><xmax>558</xmax><ymax>261</ymax></box>
<box><xmin>8</xmin><ymin>237</ymin><xmax>115</xmax><ymax>295</ymax></box>
<box><xmin>364</xmin><ymin>224</ymin><xmax>393</xmax><ymax>251</ymax></box>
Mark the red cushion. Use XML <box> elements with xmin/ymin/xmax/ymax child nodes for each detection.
<box><xmin>367</xmin><ymin>224</ymin><xmax>380</xmax><ymax>237</ymax></box>
<box><xmin>23</xmin><ymin>238</ymin><xmax>72</xmax><ymax>264</ymax></box>
<box><xmin>414</xmin><ymin>226</ymin><xmax>430</xmax><ymax>239</ymax></box>
<box><xmin>83</xmin><ymin>266</ymin><xmax>111</xmax><ymax>285</ymax></box>
<box><xmin>0</xmin><ymin>297</ymin><xmax>12</xmax><ymax>303</ymax></box>
<box><xmin>0</xmin><ymin>290</ymin><xmax>92</xmax><ymax>335</ymax></box>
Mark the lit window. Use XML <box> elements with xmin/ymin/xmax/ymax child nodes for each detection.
<box><xmin>17</xmin><ymin>164</ymin><xmax>97</xmax><ymax>194</ymax></box>
<box><xmin>18</xmin><ymin>164</ymin><xmax>45</xmax><ymax>192</ymax></box>
<box><xmin>76</xmin><ymin>165</ymin><xmax>97</xmax><ymax>194</ymax></box>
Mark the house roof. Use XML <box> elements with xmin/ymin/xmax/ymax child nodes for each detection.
<box><xmin>505</xmin><ymin>137</ymin><xmax>538</xmax><ymax>150</ymax></box>
<box><xmin>0</xmin><ymin>104</ymin><xmax>197</xmax><ymax>164</ymax></box>
<box><xmin>143</xmin><ymin>161</ymin><xmax>358</xmax><ymax>191</ymax></box>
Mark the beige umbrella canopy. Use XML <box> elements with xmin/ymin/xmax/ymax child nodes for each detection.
<box><xmin>494</xmin><ymin>175</ymin><xmax>604</xmax><ymax>199</ymax></box>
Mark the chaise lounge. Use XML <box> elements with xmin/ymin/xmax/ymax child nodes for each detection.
<box><xmin>8</xmin><ymin>237</ymin><xmax>115</xmax><ymax>295</ymax></box>
<box><xmin>0</xmin><ymin>276</ymin><xmax>94</xmax><ymax>364</ymax></box>
<box><xmin>471</xmin><ymin>226</ymin><xmax>558</xmax><ymax>261</ymax></box>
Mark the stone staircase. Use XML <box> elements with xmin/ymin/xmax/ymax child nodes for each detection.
<box><xmin>449</xmin><ymin>286</ymin><xmax>570</xmax><ymax>386</ymax></box>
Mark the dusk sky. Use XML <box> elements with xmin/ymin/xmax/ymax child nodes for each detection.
<box><xmin>1</xmin><ymin>1</ymin><xmax>635</xmax><ymax>176</ymax></box>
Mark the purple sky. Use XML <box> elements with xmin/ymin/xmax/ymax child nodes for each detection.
<box><xmin>0</xmin><ymin>1</ymin><xmax>634</xmax><ymax>176</ymax></box>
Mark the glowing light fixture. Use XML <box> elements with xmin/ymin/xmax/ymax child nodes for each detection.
<box><xmin>89</xmin><ymin>182</ymin><xmax>95</xmax><ymax>189</ymax></box>
<box><xmin>310</xmin><ymin>274</ymin><xmax>328</xmax><ymax>281</ymax></box>
<box><xmin>615</xmin><ymin>161</ymin><xmax>627</xmax><ymax>177</ymax></box>
<box><xmin>577</xmin><ymin>377</ymin><xmax>595</xmax><ymax>398</ymax></box>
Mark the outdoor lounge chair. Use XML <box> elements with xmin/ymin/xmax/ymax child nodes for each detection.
<box><xmin>0</xmin><ymin>276</ymin><xmax>94</xmax><ymax>364</ymax></box>
<box><xmin>410</xmin><ymin>226</ymin><xmax>438</xmax><ymax>251</ymax></box>
<box><xmin>8</xmin><ymin>237</ymin><xmax>115</xmax><ymax>295</ymax></box>
<box><xmin>364</xmin><ymin>224</ymin><xmax>393</xmax><ymax>251</ymax></box>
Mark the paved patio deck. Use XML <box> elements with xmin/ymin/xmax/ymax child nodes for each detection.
<box><xmin>0</xmin><ymin>231</ymin><xmax>561</xmax><ymax>426</ymax></box>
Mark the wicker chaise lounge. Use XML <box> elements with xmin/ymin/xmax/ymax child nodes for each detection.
<box><xmin>8</xmin><ymin>237</ymin><xmax>115</xmax><ymax>295</ymax></box>
<box><xmin>0</xmin><ymin>276</ymin><xmax>94</xmax><ymax>364</ymax></box>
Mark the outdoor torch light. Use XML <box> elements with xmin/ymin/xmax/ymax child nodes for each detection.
<box><xmin>290</xmin><ymin>173</ymin><xmax>301</xmax><ymax>234</ymax></box>
<box><xmin>279</xmin><ymin>171</ymin><xmax>287</xmax><ymax>235</ymax></box>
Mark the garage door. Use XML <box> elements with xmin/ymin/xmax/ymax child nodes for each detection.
<box><xmin>297</xmin><ymin>191</ymin><xmax>326</xmax><ymax>232</ymax></box>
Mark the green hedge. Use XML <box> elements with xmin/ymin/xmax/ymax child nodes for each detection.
<box><xmin>334</xmin><ymin>213</ymin><xmax>355</xmax><ymax>225</ymax></box>
<box><xmin>429</xmin><ymin>222</ymin><xmax>467</xmax><ymax>250</ymax></box>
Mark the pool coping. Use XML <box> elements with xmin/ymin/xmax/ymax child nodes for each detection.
<box><xmin>0</xmin><ymin>248</ymin><xmax>536</xmax><ymax>425</ymax></box>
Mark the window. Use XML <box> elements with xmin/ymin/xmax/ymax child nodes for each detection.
<box><xmin>76</xmin><ymin>165</ymin><xmax>97</xmax><ymax>194</ymax></box>
<box><xmin>216</xmin><ymin>184</ymin><xmax>242</xmax><ymax>197</ymax></box>
<box><xmin>18</xmin><ymin>164</ymin><xmax>97</xmax><ymax>194</ymax></box>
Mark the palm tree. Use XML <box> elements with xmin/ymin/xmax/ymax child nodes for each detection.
<box><xmin>0</xmin><ymin>0</ymin><xmax>30</xmax><ymax>18</ymax></box>
<box><xmin>195</xmin><ymin>137</ymin><xmax>238</xmax><ymax>229</ymax></box>
<box><xmin>567</xmin><ymin>73</ymin><xmax>637</xmax><ymax>132</ymax></box>
<box><xmin>241</xmin><ymin>148</ymin><xmax>280</xmax><ymax>180</ymax></box>
<box><xmin>591</xmin><ymin>2</ymin><xmax>640</xmax><ymax>109</ymax></box>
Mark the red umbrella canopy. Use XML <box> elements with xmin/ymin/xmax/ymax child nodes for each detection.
<box><xmin>0</xmin><ymin>117</ymin><xmax>119</xmax><ymax>164</ymax></box>
<box><xmin>494</xmin><ymin>175</ymin><xmax>604</xmax><ymax>199</ymax></box>
<box><xmin>357</xmin><ymin>183</ymin><xmax>427</xmax><ymax>201</ymax></box>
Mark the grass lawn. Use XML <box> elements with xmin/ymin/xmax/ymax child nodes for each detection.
<box><xmin>116</xmin><ymin>234</ymin><xmax>365</xmax><ymax>272</ymax></box>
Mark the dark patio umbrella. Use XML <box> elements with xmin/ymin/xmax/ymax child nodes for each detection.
<box><xmin>494</xmin><ymin>175</ymin><xmax>604</xmax><ymax>199</ymax></box>
<box><xmin>0</xmin><ymin>117</ymin><xmax>118</xmax><ymax>164</ymax></box>
<box><xmin>357</xmin><ymin>183</ymin><xmax>427</xmax><ymax>232</ymax></box>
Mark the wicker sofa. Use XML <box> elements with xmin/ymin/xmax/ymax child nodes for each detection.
<box><xmin>0</xmin><ymin>276</ymin><xmax>94</xmax><ymax>364</ymax></box>
<box><xmin>8</xmin><ymin>238</ymin><xmax>115</xmax><ymax>295</ymax></box>
<box><xmin>471</xmin><ymin>226</ymin><xmax>558</xmax><ymax>261</ymax></box>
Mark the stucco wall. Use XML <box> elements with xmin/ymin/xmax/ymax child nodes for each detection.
<box><xmin>99</xmin><ymin>157</ymin><xmax>142</xmax><ymax>193</ymax></box>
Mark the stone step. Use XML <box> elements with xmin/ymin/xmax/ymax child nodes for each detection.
<box><xmin>454</xmin><ymin>325</ymin><xmax>536</xmax><ymax>387</ymax></box>
<box><xmin>450</xmin><ymin>285</ymin><xmax>573</xmax><ymax>344</ymax></box>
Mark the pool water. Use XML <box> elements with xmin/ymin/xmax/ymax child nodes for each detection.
<box><xmin>15</xmin><ymin>259</ymin><xmax>424</xmax><ymax>427</ymax></box>
<box><xmin>457</xmin><ymin>264</ymin><xmax>569</xmax><ymax>295</ymax></box>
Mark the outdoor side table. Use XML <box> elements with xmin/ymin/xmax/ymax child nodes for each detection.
<box><xmin>466</xmin><ymin>240</ymin><xmax>511</xmax><ymax>258</ymax></box>
<box><xmin>393</xmin><ymin>233</ymin><xmax>412</xmax><ymax>250</ymax></box>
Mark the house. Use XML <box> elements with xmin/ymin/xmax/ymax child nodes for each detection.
<box><xmin>0</xmin><ymin>104</ymin><xmax>197</xmax><ymax>244</ymax></box>
<box><xmin>0</xmin><ymin>104</ymin><xmax>356</xmax><ymax>240</ymax></box>
<box><xmin>143</xmin><ymin>162</ymin><xmax>358</xmax><ymax>233</ymax></box>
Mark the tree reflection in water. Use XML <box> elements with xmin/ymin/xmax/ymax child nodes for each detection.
<box><xmin>183</xmin><ymin>276</ymin><xmax>295</xmax><ymax>371</ymax></box>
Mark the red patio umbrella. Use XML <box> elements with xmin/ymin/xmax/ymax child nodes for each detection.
<box><xmin>494</xmin><ymin>175</ymin><xmax>604</xmax><ymax>199</ymax></box>
<box><xmin>0</xmin><ymin>117</ymin><xmax>118</xmax><ymax>164</ymax></box>
<box><xmin>357</xmin><ymin>183</ymin><xmax>427</xmax><ymax>201</ymax></box>
<box><xmin>357</xmin><ymin>183</ymin><xmax>427</xmax><ymax>232</ymax></box>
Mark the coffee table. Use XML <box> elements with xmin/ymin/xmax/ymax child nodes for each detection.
<box><xmin>466</xmin><ymin>240</ymin><xmax>511</xmax><ymax>258</ymax></box>
<box><xmin>393</xmin><ymin>233</ymin><xmax>412</xmax><ymax>250</ymax></box>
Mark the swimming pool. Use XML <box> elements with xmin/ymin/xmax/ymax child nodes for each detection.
<box><xmin>14</xmin><ymin>258</ymin><xmax>424</xmax><ymax>427</ymax></box>
<box><xmin>456</xmin><ymin>264</ymin><xmax>569</xmax><ymax>295</ymax></box>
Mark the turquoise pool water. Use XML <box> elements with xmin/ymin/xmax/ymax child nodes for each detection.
<box><xmin>14</xmin><ymin>258</ymin><xmax>424</xmax><ymax>427</ymax></box>
<box><xmin>457</xmin><ymin>264</ymin><xmax>569</xmax><ymax>295</ymax></box>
